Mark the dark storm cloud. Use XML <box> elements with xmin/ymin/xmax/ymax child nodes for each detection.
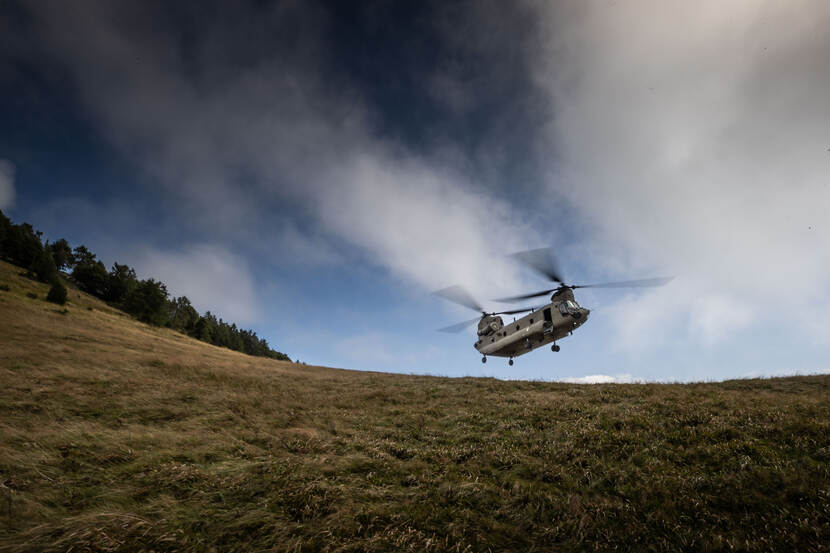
<box><xmin>7</xmin><ymin>0</ymin><xmax>550</xmax><ymax>301</ymax></box>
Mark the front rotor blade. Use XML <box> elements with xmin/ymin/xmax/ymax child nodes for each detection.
<box><xmin>438</xmin><ymin>316</ymin><xmax>481</xmax><ymax>333</ymax></box>
<box><xmin>496</xmin><ymin>305</ymin><xmax>544</xmax><ymax>315</ymax></box>
<box><xmin>510</xmin><ymin>247</ymin><xmax>566</xmax><ymax>283</ymax></box>
<box><xmin>433</xmin><ymin>285</ymin><xmax>484</xmax><ymax>313</ymax></box>
<box><xmin>573</xmin><ymin>276</ymin><xmax>674</xmax><ymax>289</ymax></box>
<box><xmin>494</xmin><ymin>287</ymin><xmax>557</xmax><ymax>303</ymax></box>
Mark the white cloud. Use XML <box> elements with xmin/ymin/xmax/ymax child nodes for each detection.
<box><xmin>131</xmin><ymin>244</ymin><xmax>260</xmax><ymax>325</ymax></box>
<box><xmin>687</xmin><ymin>294</ymin><xmax>755</xmax><ymax>346</ymax></box>
<box><xmin>0</xmin><ymin>159</ymin><xmax>15</xmax><ymax>210</ymax></box>
<box><xmin>561</xmin><ymin>373</ymin><xmax>641</xmax><ymax>384</ymax></box>
<box><xmin>529</xmin><ymin>1</ymin><xmax>830</xmax><ymax>347</ymax></box>
<box><xmin>316</xmin><ymin>153</ymin><xmax>533</xmax><ymax>294</ymax></box>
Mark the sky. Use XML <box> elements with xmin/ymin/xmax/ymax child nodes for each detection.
<box><xmin>1</xmin><ymin>0</ymin><xmax>828</xmax><ymax>382</ymax></box>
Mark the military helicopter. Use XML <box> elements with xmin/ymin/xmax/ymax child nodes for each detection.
<box><xmin>435</xmin><ymin>248</ymin><xmax>672</xmax><ymax>366</ymax></box>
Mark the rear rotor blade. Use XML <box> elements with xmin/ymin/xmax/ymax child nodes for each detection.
<box><xmin>494</xmin><ymin>288</ymin><xmax>558</xmax><ymax>303</ymax></box>
<box><xmin>573</xmin><ymin>277</ymin><xmax>674</xmax><ymax>289</ymax></box>
<box><xmin>438</xmin><ymin>304</ymin><xmax>543</xmax><ymax>333</ymax></box>
<box><xmin>433</xmin><ymin>285</ymin><xmax>484</xmax><ymax>313</ymax></box>
<box><xmin>510</xmin><ymin>247</ymin><xmax>566</xmax><ymax>283</ymax></box>
<box><xmin>438</xmin><ymin>316</ymin><xmax>481</xmax><ymax>333</ymax></box>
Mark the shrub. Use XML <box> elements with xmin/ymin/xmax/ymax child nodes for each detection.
<box><xmin>26</xmin><ymin>292</ymin><xmax>37</xmax><ymax>299</ymax></box>
<box><xmin>0</xmin><ymin>283</ymin><xmax>9</xmax><ymax>292</ymax></box>
<box><xmin>47</xmin><ymin>281</ymin><xmax>68</xmax><ymax>305</ymax></box>
<box><xmin>31</xmin><ymin>248</ymin><xmax>58</xmax><ymax>284</ymax></box>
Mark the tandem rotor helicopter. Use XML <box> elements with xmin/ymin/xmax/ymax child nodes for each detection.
<box><xmin>435</xmin><ymin>247</ymin><xmax>672</xmax><ymax>366</ymax></box>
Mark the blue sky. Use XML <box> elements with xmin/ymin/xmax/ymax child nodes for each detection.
<box><xmin>1</xmin><ymin>1</ymin><xmax>828</xmax><ymax>382</ymax></box>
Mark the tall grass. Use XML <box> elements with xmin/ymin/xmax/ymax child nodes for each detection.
<box><xmin>0</xmin><ymin>261</ymin><xmax>827</xmax><ymax>551</ymax></box>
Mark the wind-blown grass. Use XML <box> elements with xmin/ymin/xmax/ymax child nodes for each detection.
<box><xmin>0</xmin><ymin>260</ymin><xmax>827</xmax><ymax>551</ymax></box>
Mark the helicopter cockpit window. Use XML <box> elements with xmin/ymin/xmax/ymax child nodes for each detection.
<box><xmin>559</xmin><ymin>300</ymin><xmax>580</xmax><ymax>315</ymax></box>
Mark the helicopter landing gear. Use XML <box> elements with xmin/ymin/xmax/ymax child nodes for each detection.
<box><xmin>551</xmin><ymin>344</ymin><xmax>560</xmax><ymax>352</ymax></box>
<box><xmin>509</xmin><ymin>358</ymin><xmax>514</xmax><ymax>366</ymax></box>
<box><xmin>482</xmin><ymin>356</ymin><xmax>487</xmax><ymax>364</ymax></box>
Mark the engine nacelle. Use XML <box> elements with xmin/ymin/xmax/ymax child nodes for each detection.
<box><xmin>477</xmin><ymin>315</ymin><xmax>504</xmax><ymax>337</ymax></box>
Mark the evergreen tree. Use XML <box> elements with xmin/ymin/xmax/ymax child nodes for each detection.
<box><xmin>50</xmin><ymin>239</ymin><xmax>74</xmax><ymax>271</ymax></box>
<box><xmin>228</xmin><ymin>323</ymin><xmax>244</xmax><ymax>352</ymax></box>
<box><xmin>3</xmin><ymin>222</ymin><xmax>43</xmax><ymax>268</ymax></box>
<box><xmin>31</xmin><ymin>247</ymin><xmax>58</xmax><ymax>284</ymax></box>
<box><xmin>106</xmin><ymin>262</ymin><xmax>138</xmax><ymax>302</ymax></box>
<box><xmin>213</xmin><ymin>318</ymin><xmax>230</xmax><ymax>348</ymax></box>
<box><xmin>168</xmin><ymin>296</ymin><xmax>199</xmax><ymax>332</ymax></box>
<box><xmin>72</xmin><ymin>245</ymin><xmax>96</xmax><ymax>266</ymax></box>
<box><xmin>73</xmin><ymin>259</ymin><xmax>109</xmax><ymax>297</ymax></box>
<box><xmin>193</xmin><ymin>316</ymin><xmax>213</xmax><ymax>342</ymax></box>
<box><xmin>124</xmin><ymin>279</ymin><xmax>169</xmax><ymax>326</ymax></box>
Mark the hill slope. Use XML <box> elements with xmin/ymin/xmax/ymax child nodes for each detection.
<box><xmin>0</xmin><ymin>260</ymin><xmax>828</xmax><ymax>552</ymax></box>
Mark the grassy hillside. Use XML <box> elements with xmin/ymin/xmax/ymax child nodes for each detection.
<box><xmin>0</xmin><ymin>260</ymin><xmax>828</xmax><ymax>552</ymax></box>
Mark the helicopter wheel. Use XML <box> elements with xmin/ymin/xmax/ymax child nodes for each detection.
<box><xmin>481</xmin><ymin>356</ymin><xmax>487</xmax><ymax>364</ymax></box>
<box><xmin>509</xmin><ymin>359</ymin><xmax>514</xmax><ymax>366</ymax></box>
<box><xmin>551</xmin><ymin>344</ymin><xmax>560</xmax><ymax>352</ymax></box>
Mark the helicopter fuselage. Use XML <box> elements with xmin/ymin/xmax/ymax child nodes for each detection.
<box><xmin>474</xmin><ymin>288</ymin><xmax>589</xmax><ymax>359</ymax></box>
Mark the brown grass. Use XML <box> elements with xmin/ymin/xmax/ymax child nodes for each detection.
<box><xmin>0</xmin><ymin>260</ymin><xmax>828</xmax><ymax>552</ymax></box>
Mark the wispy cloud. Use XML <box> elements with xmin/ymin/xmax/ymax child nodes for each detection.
<box><xmin>0</xmin><ymin>159</ymin><xmax>14</xmax><ymax>210</ymax></box>
<box><xmin>131</xmin><ymin>244</ymin><xmax>260</xmax><ymax>325</ymax></box>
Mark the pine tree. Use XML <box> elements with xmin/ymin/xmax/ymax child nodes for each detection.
<box><xmin>31</xmin><ymin>248</ymin><xmax>58</xmax><ymax>284</ymax></box>
<box><xmin>124</xmin><ymin>279</ymin><xmax>170</xmax><ymax>326</ymax></box>
<box><xmin>106</xmin><ymin>262</ymin><xmax>137</xmax><ymax>302</ymax></box>
<box><xmin>50</xmin><ymin>239</ymin><xmax>74</xmax><ymax>271</ymax></box>
<box><xmin>73</xmin><ymin>260</ymin><xmax>108</xmax><ymax>297</ymax></box>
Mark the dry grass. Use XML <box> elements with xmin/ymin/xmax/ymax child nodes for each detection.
<box><xmin>0</xmin><ymin>260</ymin><xmax>828</xmax><ymax>552</ymax></box>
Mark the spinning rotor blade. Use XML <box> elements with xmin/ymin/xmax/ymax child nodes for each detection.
<box><xmin>437</xmin><ymin>305</ymin><xmax>542</xmax><ymax>333</ymax></box>
<box><xmin>510</xmin><ymin>247</ymin><xmax>566</xmax><ymax>284</ymax></box>
<box><xmin>433</xmin><ymin>285</ymin><xmax>484</xmax><ymax>313</ymax></box>
<box><xmin>494</xmin><ymin>288</ymin><xmax>558</xmax><ymax>303</ymax></box>
<box><xmin>492</xmin><ymin>246</ymin><xmax>674</xmax><ymax>305</ymax></box>
<box><xmin>496</xmin><ymin>305</ymin><xmax>544</xmax><ymax>315</ymax></box>
<box><xmin>438</xmin><ymin>317</ymin><xmax>481</xmax><ymax>333</ymax></box>
<box><xmin>494</xmin><ymin>277</ymin><xmax>674</xmax><ymax>303</ymax></box>
<box><xmin>572</xmin><ymin>277</ymin><xmax>674</xmax><ymax>289</ymax></box>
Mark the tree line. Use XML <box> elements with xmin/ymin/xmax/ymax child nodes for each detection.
<box><xmin>0</xmin><ymin>209</ymin><xmax>290</xmax><ymax>361</ymax></box>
